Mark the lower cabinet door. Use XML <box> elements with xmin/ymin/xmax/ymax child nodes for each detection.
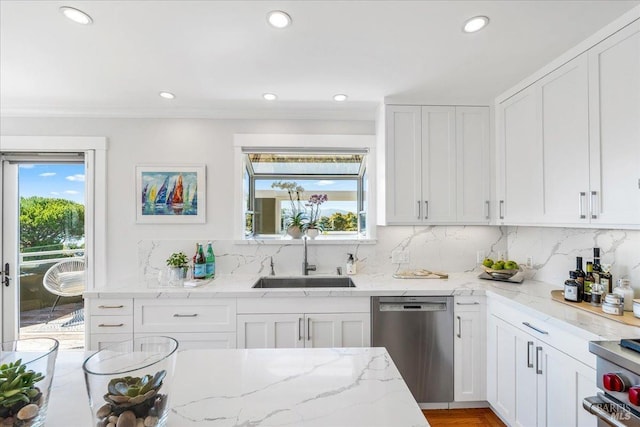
<box><xmin>515</xmin><ymin>330</ymin><xmax>538</xmax><ymax>427</ymax></box>
<box><xmin>237</xmin><ymin>313</ymin><xmax>304</xmax><ymax>349</ymax></box>
<box><xmin>454</xmin><ymin>309</ymin><xmax>486</xmax><ymax>401</ymax></box>
<box><xmin>538</xmin><ymin>343</ymin><xmax>597</xmax><ymax>427</ymax></box>
<box><xmin>306</xmin><ymin>313</ymin><xmax>371</xmax><ymax>348</ymax></box>
<box><xmin>488</xmin><ymin>315</ymin><xmax>517</xmax><ymax>425</ymax></box>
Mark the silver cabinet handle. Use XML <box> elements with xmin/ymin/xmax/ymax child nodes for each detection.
<box><xmin>456</xmin><ymin>302</ymin><xmax>480</xmax><ymax>305</ymax></box>
<box><xmin>98</xmin><ymin>323</ymin><xmax>124</xmax><ymax>328</ymax></box>
<box><xmin>579</xmin><ymin>192</ymin><xmax>586</xmax><ymax>219</ymax></box>
<box><xmin>417</xmin><ymin>201</ymin><xmax>421</xmax><ymax>220</ymax></box>
<box><xmin>98</xmin><ymin>305</ymin><xmax>124</xmax><ymax>309</ymax></box>
<box><xmin>485</xmin><ymin>200</ymin><xmax>490</xmax><ymax>219</ymax></box>
<box><xmin>527</xmin><ymin>341</ymin><xmax>534</xmax><ymax>368</ymax></box>
<box><xmin>583</xmin><ymin>395</ymin><xmax>630</xmax><ymax>427</ymax></box>
<box><xmin>173</xmin><ymin>313</ymin><xmax>198</xmax><ymax>318</ymax></box>
<box><xmin>536</xmin><ymin>346</ymin><xmax>543</xmax><ymax>375</ymax></box>
<box><xmin>424</xmin><ymin>201</ymin><xmax>429</xmax><ymax>219</ymax></box>
<box><xmin>522</xmin><ymin>321</ymin><xmax>549</xmax><ymax>335</ymax></box>
<box><xmin>307</xmin><ymin>317</ymin><xmax>312</xmax><ymax>341</ymax></box>
<box><xmin>456</xmin><ymin>316</ymin><xmax>461</xmax><ymax>338</ymax></box>
<box><xmin>298</xmin><ymin>317</ymin><xmax>303</xmax><ymax>341</ymax></box>
<box><xmin>590</xmin><ymin>191</ymin><xmax>598</xmax><ymax>219</ymax></box>
<box><xmin>499</xmin><ymin>200</ymin><xmax>504</xmax><ymax>219</ymax></box>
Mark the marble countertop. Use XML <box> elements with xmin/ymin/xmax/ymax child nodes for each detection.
<box><xmin>85</xmin><ymin>272</ymin><xmax>640</xmax><ymax>341</ymax></box>
<box><xmin>48</xmin><ymin>347</ymin><xmax>428</xmax><ymax>427</ymax></box>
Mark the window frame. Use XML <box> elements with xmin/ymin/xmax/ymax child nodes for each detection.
<box><xmin>233</xmin><ymin>134</ymin><xmax>377</xmax><ymax>243</ymax></box>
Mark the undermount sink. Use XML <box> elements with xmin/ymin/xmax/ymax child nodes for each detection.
<box><xmin>252</xmin><ymin>276</ymin><xmax>356</xmax><ymax>288</ymax></box>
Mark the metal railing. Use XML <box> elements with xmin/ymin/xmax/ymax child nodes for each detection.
<box><xmin>20</xmin><ymin>249</ymin><xmax>85</xmax><ymax>266</ymax></box>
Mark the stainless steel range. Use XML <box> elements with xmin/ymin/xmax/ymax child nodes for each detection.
<box><xmin>584</xmin><ymin>339</ymin><xmax>640</xmax><ymax>427</ymax></box>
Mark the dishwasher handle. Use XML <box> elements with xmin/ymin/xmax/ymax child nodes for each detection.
<box><xmin>379</xmin><ymin>301</ymin><xmax>448</xmax><ymax>312</ymax></box>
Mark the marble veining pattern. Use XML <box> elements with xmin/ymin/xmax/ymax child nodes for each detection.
<box><xmin>47</xmin><ymin>348</ymin><xmax>428</xmax><ymax>427</ymax></box>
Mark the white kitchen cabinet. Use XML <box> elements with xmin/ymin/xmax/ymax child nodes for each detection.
<box><xmin>385</xmin><ymin>105</ymin><xmax>489</xmax><ymax>225</ymax></box>
<box><xmin>134</xmin><ymin>298</ymin><xmax>237</xmax><ymax>349</ymax></box>
<box><xmin>453</xmin><ymin>296</ymin><xmax>486</xmax><ymax>402</ymax></box>
<box><xmin>496</xmin><ymin>18</ymin><xmax>640</xmax><ymax>228</ymax></box>
<box><xmin>496</xmin><ymin>85</ymin><xmax>543</xmax><ymax>224</ymax></box>
<box><xmin>86</xmin><ymin>298</ymin><xmax>134</xmax><ymax>351</ymax></box>
<box><xmin>588</xmin><ymin>20</ymin><xmax>640</xmax><ymax>226</ymax></box>
<box><xmin>237</xmin><ymin>312</ymin><xmax>370</xmax><ymax>349</ymax></box>
<box><xmin>236</xmin><ymin>297</ymin><xmax>370</xmax><ymax>349</ymax></box>
<box><xmin>487</xmin><ymin>299</ymin><xmax>597</xmax><ymax>427</ymax></box>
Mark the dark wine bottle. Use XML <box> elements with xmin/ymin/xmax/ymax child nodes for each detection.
<box><xmin>194</xmin><ymin>244</ymin><xmax>206</xmax><ymax>279</ymax></box>
<box><xmin>574</xmin><ymin>257</ymin><xmax>587</xmax><ymax>302</ymax></box>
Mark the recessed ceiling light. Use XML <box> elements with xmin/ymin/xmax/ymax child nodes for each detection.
<box><xmin>59</xmin><ymin>6</ymin><xmax>93</xmax><ymax>25</ymax></box>
<box><xmin>159</xmin><ymin>91</ymin><xmax>175</xmax><ymax>99</ymax></box>
<box><xmin>263</xmin><ymin>93</ymin><xmax>278</xmax><ymax>101</ymax></box>
<box><xmin>267</xmin><ymin>10</ymin><xmax>292</xmax><ymax>29</ymax></box>
<box><xmin>333</xmin><ymin>94</ymin><xmax>348</xmax><ymax>102</ymax></box>
<box><xmin>463</xmin><ymin>16</ymin><xmax>489</xmax><ymax>33</ymax></box>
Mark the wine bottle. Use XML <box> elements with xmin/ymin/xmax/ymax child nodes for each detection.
<box><xmin>574</xmin><ymin>257</ymin><xmax>587</xmax><ymax>302</ymax></box>
<box><xmin>194</xmin><ymin>244</ymin><xmax>206</xmax><ymax>279</ymax></box>
<box><xmin>592</xmin><ymin>248</ymin><xmax>602</xmax><ymax>289</ymax></box>
<box><xmin>206</xmin><ymin>241</ymin><xmax>215</xmax><ymax>279</ymax></box>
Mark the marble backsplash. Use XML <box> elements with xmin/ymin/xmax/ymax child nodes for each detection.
<box><xmin>507</xmin><ymin>227</ymin><xmax>640</xmax><ymax>290</ymax></box>
<box><xmin>137</xmin><ymin>225</ymin><xmax>507</xmax><ymax>284</ymax></box>
<box><xmin>137</xmin><ymin>225</ymin><xmax>639</xmax><ymax>293</ymax></box>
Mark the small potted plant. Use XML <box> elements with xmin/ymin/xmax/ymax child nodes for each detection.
<box><xmin>303</xmin><ymin>194</ymin><xmax>328</xmax><ymax>239</ymax></box>
<box><xmin>166</xmin><ymin>252</ymin><xmax>188</xmax><ymax>285</ymax></box>
<box><xmin>271</xmin><ymin>181</ymin><xmax>307</xmax><ymax>238</ymax></box>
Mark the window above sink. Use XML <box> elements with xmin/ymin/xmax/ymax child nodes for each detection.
<box><xmin>234</xmin><ymin>134</ymin><xmax>377</xmax><ymax>243</ymax></box>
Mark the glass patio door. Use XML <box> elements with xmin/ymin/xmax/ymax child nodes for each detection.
<box><xmin>1</xmin><ymin>153</ymin><xmax>86</xmax><ymax>346</ymax></box>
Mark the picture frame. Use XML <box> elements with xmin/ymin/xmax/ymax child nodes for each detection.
<box><xmin>135</xmin><ymin>164</ymin><xmax>206</xmax><ymax>224</ymax></box>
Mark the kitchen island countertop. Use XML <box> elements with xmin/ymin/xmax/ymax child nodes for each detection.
<box><xmin>49</xmin><ymin>347</ymin><xmax>428</xmax><ymax>427</ymax></box>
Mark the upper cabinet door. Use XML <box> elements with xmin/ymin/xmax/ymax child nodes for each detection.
<box><xmin>499</xmin><ymin>85</ymin><xmax>544</xmax><ymax>224</ymax></box>
<box><xmin>385</xmin><ymin>105</ymin><xmax>423</xmax><ymax>224</ymax></box>
<box><xmin>539</xmin><ymin>54</ymin><xmax>590</xmax><ymax>224</ymax></box>
<box><xmin>421</xmin><ymin>106</ymin><xmax>456</xmax><ymax>223</ymax></box>
<box><xmin>456</xmin><ymin>107</ymin><xmax>490</xmax><ymax>223</ymax></box>
<box><xmin>589</xmin><ymin>21</ymin><xmax>640</xmax><ymax>226</ymax></box>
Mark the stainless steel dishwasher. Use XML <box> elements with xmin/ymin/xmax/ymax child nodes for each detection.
<box><xmin>371</xmin><ymin>296</ymin><xmax>453</xmax><ymax>403</ymax></box>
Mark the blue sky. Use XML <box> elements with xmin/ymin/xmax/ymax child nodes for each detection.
<box><xmin>19</xmin><ymin>163</ymin><xmax>85</xmax><ymax>204</ymax></box>
<box><xmin>256</xmin><ymin>178</ymin><xmax>357</xmax><ymax>213</ymax></box>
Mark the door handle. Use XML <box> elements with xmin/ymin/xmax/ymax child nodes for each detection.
<box><xmin>522</xmin><ymin>322</ymin><xmax>549</xmax><ymax>335</ymax></box>
<box><xmin>536</xmin><ymin>346</ymin><xmax>543</xmax><ymax>375</ymax></box>
<box><xmin>298</xmin><ymin>317</ymin><xmax>303</xmax><ymax>341</ymax></box>
<box><xmin>424</xmin><ymin>201</ymin><xmax>429</xmax><ymax>219</ymax></box>
<box><xmin>456</xmin><ymin>302</ymin><xmax>480</xmax><ymax>306</ymax></box>
<box><xmin>579</xmin><ymin>192</ymin><xmax>586</xmax><ymax>219</ymax></box>
<box><xmin>499</xmin><ymin>200</ymin><xmax>504</xmax><ymax>220</ymax></box>
<box><xmin>417</xmin><ymin>201</ymin><xmax>421</xmax><ymax>220</ymax></box>
<box><xmin>307</xmin><ymin>317</ymin><xmax>312</xmax><ymax>341</ymax></box>
<box><xmin>485</xmin><ymin>200</ymin><xmax>490</xmax><ymax>219</ymax></box>
<box><xmin>527</xmin><ymin>341</ymin><xmax>534</xmax><ymax>368</ymax></box>
<box><xmin>456</xmin><ymin>316</ymin><xmax>461</xmax><ymax>338</ymax></box>
<box><xmin>173</xmin><ymin>313</ymin><xmax>198</xmax><ymax>318</ymax></box>
<box><xmin>2</xmin><ymin>263</ymin><xmax>10</xmax><ymax>287</ymax></box>
<box><xmin>590</xmin><ymin>191</ymin><xmax>598</xmax><ymax>219</ymax></box>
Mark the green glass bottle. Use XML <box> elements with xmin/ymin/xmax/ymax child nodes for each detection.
<box><xmin>206</xmin><ymin>241</ymin><xmax>215</xmax><ymax>279</ymax></box>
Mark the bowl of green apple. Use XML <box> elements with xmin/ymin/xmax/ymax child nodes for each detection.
<box><xmin>482</xmin><ymin>258</ymin><xmax>520</xmax><ymax>279</ymax></box>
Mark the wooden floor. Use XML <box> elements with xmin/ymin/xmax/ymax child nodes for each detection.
<box><xmin>423</xmin><ymin>408</ymin><xmax>506</xmax><ymax>427</ymax></box>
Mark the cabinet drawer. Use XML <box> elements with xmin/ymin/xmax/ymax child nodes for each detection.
<box><xmin>135</xmin><ymin>299</ymin><xmax>236</xmax><ymax>333</ymax></box>
<box><xmin>89</xmin><ymin>333</ymin><xmax>134</xmax><ymax>351</ymax></box>
<box><xmin>454</xmin><ymin>295</ymin><xmax>485</xmax><ymax>312</ymax></box>
<box><xmin>90</xmin><ymin>316</ymin><xmax>134</xmax><ymax>334</ymax></box>
<box><xmin>88</xmin><ymin>298</ymin><xmax>133</xmax><ymax>316</ymax></box>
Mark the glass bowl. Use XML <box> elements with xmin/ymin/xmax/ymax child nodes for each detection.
<box><xmin>82</xmin><ymin>336</ymin><xmax>178</xmax><ymax>427</ymax></box>
<box><xmin>0</xmin><ymin>337</ymin><xmax>59</xmax><ymax>426</ymax></box>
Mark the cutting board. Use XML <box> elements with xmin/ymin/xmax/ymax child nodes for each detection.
<box><xmin>392</xmin><ymin>269</ymin><xmax>448</xmax><ymax>279</ymax></box>
<box><xmin>550</xmin><ymin>290</ymin><xmax>640</xmax><ymax>327</ymax></box>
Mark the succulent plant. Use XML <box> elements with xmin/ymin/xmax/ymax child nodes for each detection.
<box><xmin>0</xmin><ymin>359</ymin><xmax>44</xmax><ymax>417</ymax></box>
<box><xmin>103</xmin><ymin>370</ymin><xmax>166</xmax><ymax>417</ymax></box>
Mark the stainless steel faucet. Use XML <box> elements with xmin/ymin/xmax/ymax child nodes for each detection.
<box><xmin>302</xmin><ymin>236</ymin><xmax>316</xmax><ymax>275</ymax></box>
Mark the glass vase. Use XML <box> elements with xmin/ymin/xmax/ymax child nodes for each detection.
<box><xmin>83</xmin><ymin>336</ymin><xmax>178</xmax><ymax>427</ymax></box>
<box><xmin>0</xmin><ymin>337</ymin><xmax>59</xmax><ymax>427</ymax></box>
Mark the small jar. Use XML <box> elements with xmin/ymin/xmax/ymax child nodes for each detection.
<box><xmin>602</xmin><ymin>301</ymin><xmax>624</xmax><ymax>316</ymax></box>
<box><xmin>633</xmin><ymin>299</ymin><xmax>640</xmax><ymax>319</ymax></box>
<box><xmin>613</xmin><ymin>279</ymin><xmax>634</xmax><ymax>312</ymax></box>
<box><xmin>605</xmin><ymin>293</ymin><xmax>623</xmax><ymax>305</ymax></box>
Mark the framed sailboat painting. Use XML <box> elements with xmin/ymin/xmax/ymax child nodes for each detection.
<box><xmin>135</xmin><ymin>165</ymin><xmax>206</xmax><ymax>223</ymax></box>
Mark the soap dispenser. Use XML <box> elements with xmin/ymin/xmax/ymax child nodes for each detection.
<box><xmin>346</xmin><ymin>253</ymin><xmax>356</xmax><ymax>275</ymax></box>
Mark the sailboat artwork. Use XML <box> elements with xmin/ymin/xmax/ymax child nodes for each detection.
<box><xmin>139</xmin><ymin>170</ymin><xmax>199</xmax><ymax>217</ymax></box>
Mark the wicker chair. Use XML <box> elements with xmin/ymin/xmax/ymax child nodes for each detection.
<box><xmin>42</xmin><ymin>258</ymin><xmax>85</xmax><ymax>321</ymax></box>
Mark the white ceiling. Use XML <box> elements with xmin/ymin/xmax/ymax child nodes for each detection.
<box><xmin>1</xmin><ymin>0</ymin><xmax>639</xmax><ymax>120</ymax></box>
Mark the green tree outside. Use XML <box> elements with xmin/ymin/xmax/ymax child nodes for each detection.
<box><xmin>20</xmin><ymin>196</ymin><xmax>85</xmax><ymax>251</ymax></box>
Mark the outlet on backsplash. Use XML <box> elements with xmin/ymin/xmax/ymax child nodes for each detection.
<box><xmin>391</xmin><ymin>249</ymin><xmax>410</xmax><ymax>264</ymax></box>
<box><xmin>476</xmin><ymin>250</ymin><xmax>486</xmax><ymax>264</ymax></box>
<box><xmin>526</xmin><ymin>256</ymin><xmax>534</xmax><ymax>268</ymax></box>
